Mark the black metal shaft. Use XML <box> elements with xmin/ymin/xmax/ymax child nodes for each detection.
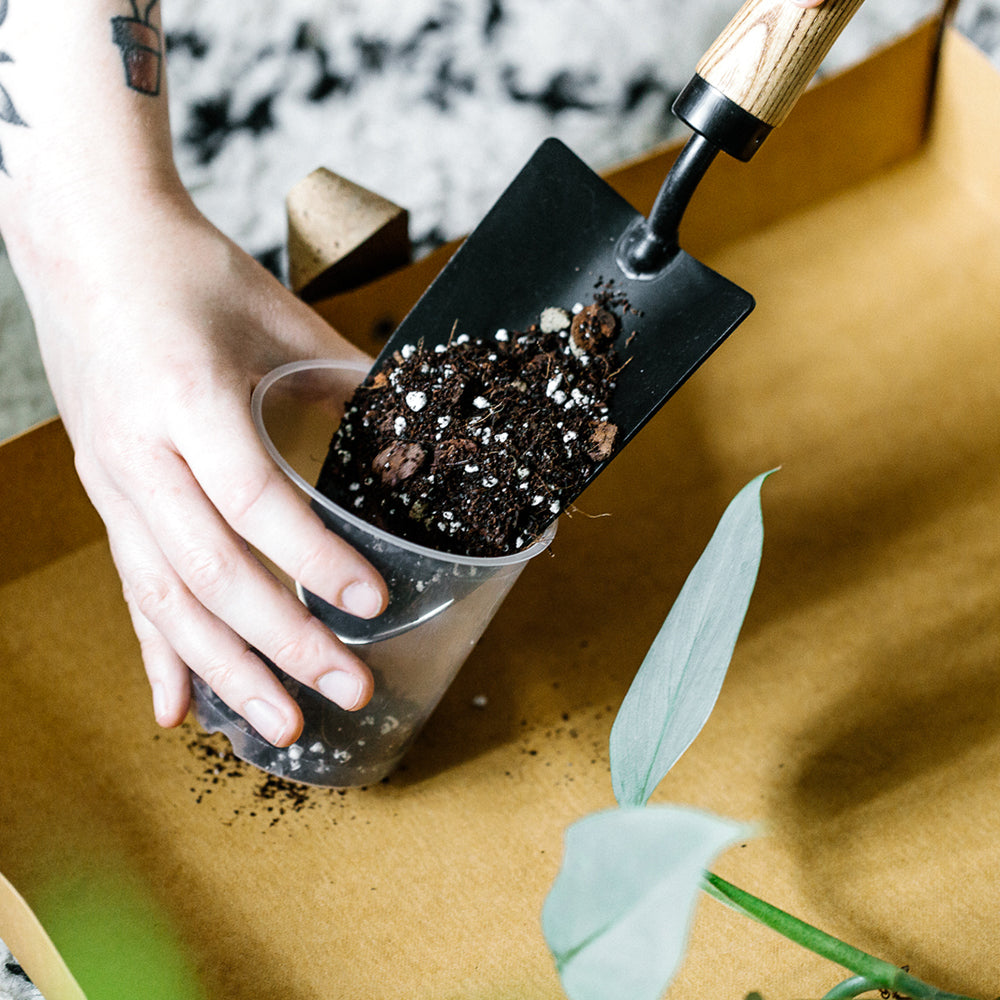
<box><xmin>616</xmin><ymin>132</ymin><xmax>720</xmax><ymax>279</ymax></box>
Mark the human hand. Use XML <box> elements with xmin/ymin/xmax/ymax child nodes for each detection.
<box><xmin>12</xmin><ymin>178</ymin><xmax>387</xmax><ymax>747</ymax></box>
<box><xmin>789</xmin><ymin>0</ymin><xmax>826</xmax><ymax>7</ymax></box>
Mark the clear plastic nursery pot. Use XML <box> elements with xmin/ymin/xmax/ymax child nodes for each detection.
<box><xmin>192</xmin><ymin>359</ymin><xmax>556</xmax><ymax>788</ymax></box>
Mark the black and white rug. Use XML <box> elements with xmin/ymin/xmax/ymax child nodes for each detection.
<box><xmin>165</xmin><ymin>0</ymin><xmax>998</xmax><ymax>268</ymax></box>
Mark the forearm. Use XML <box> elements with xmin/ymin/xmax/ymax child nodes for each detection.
<box><xmin>0</xmin><ymin>0</ymin><xmax>182</xmax><ymax>270</ymax></box>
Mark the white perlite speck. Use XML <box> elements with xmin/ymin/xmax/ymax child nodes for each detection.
<box><xmin>540</xmin><ymin>306</ymin><xmax>571</xmax><ymax>333</ymax></box>
<box><xmin>405</xmin><ymin>390</ymin><xmax>428</xmax><ymax>411</ymax></box>
<box><xmin>393</xmin><ymin>416</ymin><xmax>407</xmax><ymax>435</ymax></box>
<box><xmin>472</xmin><ymin>395</ymin><xmax>489</xmax><ymax>409</ymax></box>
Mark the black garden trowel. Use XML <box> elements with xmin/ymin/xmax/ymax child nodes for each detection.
<box><xmin>311</xmin><ymin>0</ymin><xmax>867</xmax><ymax>642</ymax></box>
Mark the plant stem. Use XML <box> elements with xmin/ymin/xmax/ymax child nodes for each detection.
<box><xmin>700</xmin><ymin>872</ymin><xmax>977</xmax><ymax>999</ymax></box>
<box><xmin>821</xmin><ymin>975</ymin><xmax>880</xmax><ymax>999</ymax></box>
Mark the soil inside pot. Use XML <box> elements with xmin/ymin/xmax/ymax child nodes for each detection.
<box><xmin>317</xmin><ymin>283</ymin><xmax>637</xmax><ymax>558</ymax></box>
<box><xmin>192</xmin><ymin>661</ymin><xmax>420</xmax><ymax>787</ymax></box>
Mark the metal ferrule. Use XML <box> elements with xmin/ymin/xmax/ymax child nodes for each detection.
<box><xmin>672</xmin><ymin>75</ymin><xmax>773</xmax><ymax>162</ymax></box>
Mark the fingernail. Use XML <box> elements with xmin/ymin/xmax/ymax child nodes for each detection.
<box><xmin>151</xmin><ymin>681</ymin><xmax>168</xmax><ymax>723</ymax></box>
<box><xmin>244</xmin><ymin>698</ymin><xmax>288</xmax><ymax>744</ymax></box>
<box><xmin>317</xmin><ymin>670</ymin><xmax>365</xmax><ymax>710</ymax></box>
<box><xmin>341</xmin><ymin>580</ymin><xmax>383</xmax><ymax>619</ymax></box>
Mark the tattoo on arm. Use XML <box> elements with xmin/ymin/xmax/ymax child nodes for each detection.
<box><xmin>0</xmin><ymin>0</ymin><xmax>27</xmax><ymax>175</ymax></box>
<box><xmin>111</xmin><ymin>0</ymin><xmax>163</xmax><ymax>96</ymax></box>
<box><xmin>0</xmin><ymin>0</ymin><xmax>163</xmax><ymax>176</ymax></box>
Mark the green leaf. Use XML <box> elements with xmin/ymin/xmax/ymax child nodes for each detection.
<box><xmin>37</xmin><ymin>863</ymin><xmax>209</xmax><ymax>1000</ymax></box>
<box><xmin>542</xmin><ymin>806</ymin><xmax>750</xmax><ymax>1000</ymax></box>
<box><xmin>609</xmin><ymin>471</ymin><xmax>773</xmax><ymax>807</ymax></box>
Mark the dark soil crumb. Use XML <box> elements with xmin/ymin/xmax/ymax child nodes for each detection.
<box><xmin>185</xmin><ymin>729</ymin><xmax>319</xmax><ymax>815</ymax></box>
<box><xmin>317</xmin><ymin>284</ymin><xmax>633</xmax><ymax>557</ymax></box>
<box><xmin>182</xmin><ymin>727</ymin><xmax>385</xmax><ymax>824</ymax></box>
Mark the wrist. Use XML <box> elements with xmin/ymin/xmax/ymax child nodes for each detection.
<box><xmin>1</xmin><ymin>160</ymin><xmax>193</xmax><ymax>295</ymax></box>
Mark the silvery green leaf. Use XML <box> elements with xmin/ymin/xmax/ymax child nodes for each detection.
<box><xmin>610</xmin><ymin>471</ymin><xmax>773</xmax><ymax>807</ymax></box>
<box><xmin>542</xmin><ymin>806</ymin><xmax>750</xmax><ymax>1000</ymax></box>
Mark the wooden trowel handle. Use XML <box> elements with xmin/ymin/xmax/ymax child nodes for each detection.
<box><xmin>700</xmin><ymin>0</ymin><xmax>866</xmax><ymax>124</ymax></box>
<box><xmin>673</xmin><ymin>0</ymin><xmax>867</xmax><ymax>160</ymax></box>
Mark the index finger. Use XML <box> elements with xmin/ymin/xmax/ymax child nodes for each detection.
<box><xmin>174</xmin><ymin>407</ymin><xmax>388</xmax><ymax>621</ymax></box>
